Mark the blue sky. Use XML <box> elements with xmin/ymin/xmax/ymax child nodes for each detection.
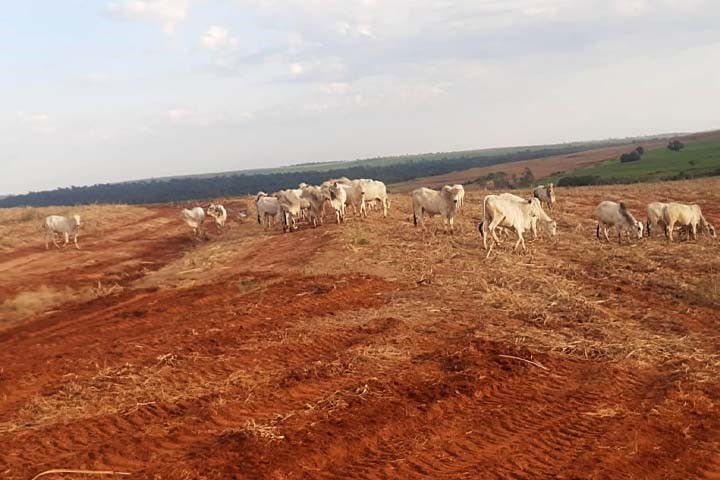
<box><xmin>2</xmin><ymin>0</ymin><xmax>719</xmax><ymax>195</ymax></box>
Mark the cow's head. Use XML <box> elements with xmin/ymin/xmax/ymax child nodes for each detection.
<box><xmin>73</xmin><ymin>215</ymin><xmax>81</xmax><ymax>228</ymax></box>
<box><xmin>707</xmin><ymin>223</ymin><xmax>717</xmax><ymax>238</ymax></box>
<box><xmin>548</xmin><ymin>220</ymin><xmax>558</xmax><ymax>236</ymax></box>
<box><xmin>442</xmin><ymin>185</ymin><xmax>461</xmax><ymax>205</ymax></box>
<box><xmin>634</xmin><ymin>221</ymin><xmax>644</xmax><ymax>239</ymax></box>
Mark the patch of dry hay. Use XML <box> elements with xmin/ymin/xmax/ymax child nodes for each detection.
<box><xmin>0</xmin><ymin>353</ymin><xmax>259</xmax><ymax>433</ymax></box>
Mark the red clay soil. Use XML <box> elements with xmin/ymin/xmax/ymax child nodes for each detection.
<box><xmin>2</xmin><ymin>180</ymin><xmax>720</xmax><ymax>479</ymax></box>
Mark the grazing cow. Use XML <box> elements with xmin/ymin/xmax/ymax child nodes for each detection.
<box><xmin>359</xmin><ymin>179</ymin><xmax>389</xmax><ymax>218</ymax></box>
<box><xmin>276</xmin><ymin>189</ymin><xmax>303</xmax><ymax>232</ymax></box>
<box><xmin>43</xmin><ymin>214</ymin><xmax>81</xmax><ymax>250</ymax></box>
<box><xmin>256</xmin><ymin>196</ymin><xmax>280</xmax><ymax>229</ymax></box>
<box><xmin>595</xmin><ymin>201</ymin><xmax>643</xmax><ymax>243</ymax></box>
<box><xmin>322</xmin><ymin>182</ymin><xmax>347</xmax><ymax>224</ymax></box>
<box><xmin>662</xmin><ymin>203</ymin><xmax>716</xmax><ymax>241</ymax></box>
<box><xmin>453</xmin><ymin>184</ymin><xmax>465</xmax><ymax>210</ymax></box>
<box><xmin>479</xmin><ymin>193</ymin><xmax>557</xmax><ymax>241</ymax></box>
<box><xmin>180</xmin><ymin>207</ymin><xmax>206</xmax><ymax>239</ymax></box>
<box><xmin>207</xmin><ymin>204</ymin><xmax>227</xmax><ymax>230</ymax></box>
<box><xmin>411</xmin><ymin>185</ymin><xmax>463</xmax><ymax>234</ymax></box>
<box><xmin>479</xmin><ymin>195</ymin><xmax>550</xmax><ymax>256</ymax></box>
<box><xmin>533</xmin><ymin>184</ymin><xmax>556</xmax><ymax>210</ymax></box>
<box><xmin>646</xmin><ymin>202</ymin><xmax>669</xmax><ymax>237</ymax></box>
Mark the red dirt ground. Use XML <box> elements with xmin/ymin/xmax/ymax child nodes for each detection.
<box><xmin>1</xmin><ymin>179</ymin><xmax>720</xmax><ymax>479</ymax></box>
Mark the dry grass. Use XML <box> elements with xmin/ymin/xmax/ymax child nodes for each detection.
<box><xmin>319</xmin><ymin>177</ymin><xmax>720</xmax><ymax>381</ymax></box>
<box><xmin>0</xmin><ymin>354</ymin><xmax>259</xmax><ymax>433</ymax></box>
<box><xmin>0</xmin><ymin>204</ymin><xmax>150</xmax><ymax>252</ymax></box>
<box><xmin>0</xmin><ymin>286</ymin><xmax>96</xmax><ymax>327</ymax></box>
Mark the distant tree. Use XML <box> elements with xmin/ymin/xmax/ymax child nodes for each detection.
<box><xmin>667</xmin><ymin>140</ymin><xmax>685</xmax><ymax>152</ymax></box>
<box><xmin>517</xmin><ymin>167</ymin><xmax>535</xmax><ymax>188</ymax></box>
<box><xmin>620</xmin><ymin>151</ymin><xmax>642</xmax><ymax>163</ymax></box>
<box><xmin>557</xmin><ymin>175</ymin><xmax>603</xmax><ymax>187</ymax></box>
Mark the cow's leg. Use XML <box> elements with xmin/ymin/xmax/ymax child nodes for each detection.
<box><xmin>600</xmin><ymin>226</ymin><xmax>608</xmax><ymax>242</ymax></box>
<box><xmin>691</xmin><ymin>223</ymin><xmax>698</xmax><ymax>240</ymax></box>
<box><xmin>667</xmin><ymin>221</ymin><xmax>675</xmax><ymax>241</ymax></box>
<box><xmin>73</xmin><ymin>233</ymin><xmax>80</xmax><ymax>250</ymax></box>
<box><xmin>487</xmin><ymin>216</ymin><xmax>504</xmax><ymax>246</ymax></box>
<box><xmin>382</xmin><ymin>198</ymin><xmax>388</xmax><ymax>218</ymax></box>
<box><xmin>531</xmin><ymin>218</ymin><xmax>538</xmax><ymax>240</ymax></box>
<box><xmin>44</xmin><ymin>230</ymin><xmax>50</xmax><ymax>250</ymax></box>
<box><xmin>514</xmin><ymin>230</ymin><xmax>526</xmax><ymax>252</ymax></box>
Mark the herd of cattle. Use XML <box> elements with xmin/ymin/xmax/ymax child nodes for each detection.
<box><xmin>40</xmin><ymin>179</ymin><xmax>715</xmax><ymax>252</ymax></box>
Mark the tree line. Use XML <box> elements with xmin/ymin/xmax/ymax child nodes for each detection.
<box><xmin>1</xmin><ymin>145</ymin><xmax>589</xmax><ymax>207</ymax></box>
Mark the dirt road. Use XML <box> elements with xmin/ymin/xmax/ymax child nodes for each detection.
<box><xmin>1</xmin><ymin>180</ymin><xmax>719</xmax><ymax>479</ymax></box>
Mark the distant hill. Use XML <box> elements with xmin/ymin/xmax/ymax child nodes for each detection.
<box><xmin>0</xmin><ymin>132</ymin><xmax>694</xmax><ymax>208</ymax></box>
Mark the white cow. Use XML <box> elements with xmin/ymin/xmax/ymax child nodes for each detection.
<box><xmin>256</xmin><ymin>196</ymin><xmax>280</xmax><ymax>229</ymax></box>
<box><xmin>646</xmin><ymin>202</ymin><xmax>669</xmax><ymax>237</ymax></box>
<box><xmin>291</xmin><ymin>186</ymin><xmax>312</xmax><ymax>220</ymax></box>
<box><xmin>533</xmin><ymin>184</ymin><xmax>556</xmax><ymax>210</ymax></box>
<box><xmin>481</xmin><ymin>193</ymin><xmax>557</xmax><ymax>240</ymax></box>
<box><xmin>180</xmin><ymin>207</ymin><xmax>206</xmax><ymax>239</ymax></box>
<box><xmin>300</xmin><ymin>185</ymin><xmax>331</xmax><ymax>227</ymax></box>
<box><xmin>359</xmin><ymin>179</ymin><xmax>390</xmax><ymax>218</ymax></box>
<box><xmin>595</xmin><ymin>201</ymin><xmax>643</xmax><ymax>243</ymax></box>
<box><xmin>662</xmin><ymin>203</ymin><xmax>716</xmax><ymax>241</ymax></box>
<box><xmin>43</xmin><ymin>215</ymin><xmax>81</xmax><ymax>250</ymax></box>
<box><xmin>480</xmin><ymin>195</ymin><xmax>549</xmax><ymax>255</ymax></box>
<box><xmin>207</xmin><ymin>204</ymin><xmax>227</xmax><ymax>230</ymax></box>
<box><xmin>322</xmin><ymin>182</ymin><xmax>347</xmax><ymax>224</ymax></box>
<box><xmin>452</xmin><ymin>184</ymin><xmax>466</xmax><ymax>210</ymax></box>
<box><xmin>340</xmin><ymin>180</ymin><xmax>366</xmax><ymax>217</ymax></box>
<box><xmin>276</xmin><ymin>189</ymin><xmax>303</xmax><ymax>232</ymax></box>
<box><xmin>411</xmin><ymin>185</ymin><xmax>463</xmax><ymax>234</ymax></box>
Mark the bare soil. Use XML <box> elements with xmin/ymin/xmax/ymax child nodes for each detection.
<box><xmin>1</xmin><ymin>179</ymin><xmax>720</xmax><ymax>479</ymax></box>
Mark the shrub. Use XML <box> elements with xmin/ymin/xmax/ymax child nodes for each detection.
<box><xmin>667</xmin><ymin>140</ymin><xmax>685</xmax><ymax>152</ymax></box>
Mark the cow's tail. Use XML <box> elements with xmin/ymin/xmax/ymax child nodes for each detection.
<box><xmin>412</xmin><ymin>194</ymin><xmax>418</xmax><ymax>226</ymax></box>
<box><xmin>596</xmin><ymin>223</ymin><xmax>600</xmax><ymax>239</ymax></box>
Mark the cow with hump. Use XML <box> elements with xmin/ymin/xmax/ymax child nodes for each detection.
<box><xmin>411</xmin><ymin>185</ymin><xmax>463</xmax><ymax>234</ymax></box>
<box><xmin>594</xmin><ymin>201</ymin><xmax>643</xmax><ymax>243</ymax></box>
<box><xmin>44</xmin><ymin>214</ymin><xmax>81</xmax><ymax>250</ymax></box>
<box><xmin>661</xmin><ymin>202</ymin><xmax>716</xmax><ymax>241</ymax></box>
<box><xmin>180</xmin><ymin>207</ymin><xmax>206</xmax><ymax>239</ymax></box>
<box><xmin>479</xmin><ymin>194</ymin><xmax>552</xmax><ymax>257</ymax></box>
<box><xmin>479</xmin><ymin>193</ymin><xmax>557</xmax><ymax>243</ymax></box>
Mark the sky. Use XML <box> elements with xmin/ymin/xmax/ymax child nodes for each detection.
<box><xmin>1</xmin><ymin>0</ymin><xmax>719</xmax><ymax>195</ymax></box>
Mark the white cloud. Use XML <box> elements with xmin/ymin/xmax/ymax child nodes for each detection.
<box><xmin>167</xmin><ymin>108</ymin><xmax>190</xmax><ymax>121</ymax></box>
<box><xmin>106</xmin><ymin>0</ymin><xmax>189</xmax><ymax>34</ymax></box>
<box><xmin>289</xmin><ymin>63</ymin><xmax>304</xmax><ymax>75</ymax></box>
<box><xmin>321</xmin><ymin>82</ymin><xmax>351</xmax><ymax>95</ymax></box>
<box><xmin>18</xmin><ymin>112</ymin><xmax>50</xmax><ymax>125</ymax></box>
<box><xmin>200</xmin><ymin>26</ymin><xmax>239</xmax><ymax>50</ymax></box>
<box><xmin>87</xmin><ymin>72</ymin><xmax>112</xmax><ymax>83</ymax></box>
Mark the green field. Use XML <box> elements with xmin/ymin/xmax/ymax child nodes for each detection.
<box><xmin>552</xmin><ymin>139</ymin><xmax>720</xmax><ymax>185</ymax></box>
